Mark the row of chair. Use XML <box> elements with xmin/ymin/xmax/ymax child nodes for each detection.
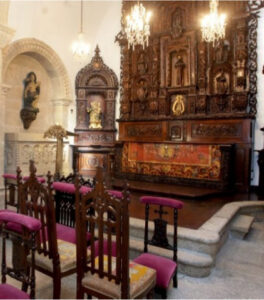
<box><xmin>1</xmin><ymin>160</ymin><xmax>183</xmax><ymax>299</ymax></box>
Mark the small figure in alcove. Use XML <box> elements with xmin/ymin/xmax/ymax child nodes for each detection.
<box><xmin>174</xmin><ymin>56</ymin><xmax>185</xmax><ymax>87</ymax></box>
<box><xmin>87</xmin><ymin>101</ymin><xmax>102</xmax><ymax>129</ymax></box>
<box><xmin>216</xmin><ymin>70</ymin><xmax>228</xmax><ymax>94</ymax></box>
<box><xmin>23</xmin><ymin>72</ymin><xmax>40</xmax><ymax>112</ymax></box>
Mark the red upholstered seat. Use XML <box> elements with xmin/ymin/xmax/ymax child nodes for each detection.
<box><xmin>52</xmin><ymin>182</ymin><xmax>92</xmax><ymax>194</ymax></box>
<box><xmin>107</xmin><ymin>190</ymin><xmax>123</xmax><ymax>199</ymax></box>
<box><xmin>56</xmin><ymin>223</ymin><xmax>91</xmax><ymax>244</ymax></box>
<box><xmin>2</xmin><ymin>174</ymin><xmax>17</xmax><ymax>180</ymax></box>
<box><xmin>0</xmin><ymin>211</ymin><xmax>41</xmax><ymax>232</ymax></box>
<box><xmin>0</xmin><ymin>284</ymin><xmax>30</xmax><ymax>299</ymax></box>
<box><xmin>94</xmin><ymin>239</ymin><xmax>117</xmax><ymax>257</ymax></box>
<box><xmin>140</xmin><ymin>195</ymin><xmax>184</xmax><ymax>209</ymax></box>
<box><xmin>134</xmin><ymin>253</ymin><xmax>177</xmax><ymax>289</ymax></box>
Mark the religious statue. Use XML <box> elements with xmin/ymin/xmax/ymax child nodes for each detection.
<box><xmin>174</xmin><ymin>56</ymin><xmax>185</xmax><ymax>87</ymax></box>
<box><xmin>137</xmin><ymin>52</ymin><xmax>148</xmax><ymax>75</ymax></box>
<box><xmin>20</xmin><ymin>72</ymin><xmax>41</xmax><ymax>129</ymax></box>
<box><xmin>87</xmin><ymin>101</ymin><xmax>102</xmax><ymax>129</ymax></box>
<box><xmin>215</xmin><ymin>40</ymin><xmax>230</xmax><ymax>64</ymax></box>
<box><xmin>136</xmin><ymin>79</ymin><xmax>148</xmax><ymax>102</ymax></box>
<box><xmin>44</xmin><ymin>124</ymin><xmax>78</xmax><ymax>179</ymax></box>
<box><xmin>216</xmin><ymin>70</ymin><xmax>228</xmax><ymax>94</ymax></box>
<box><xmin>172</xmin><ymin>95</ymin><xmax>185</xmax><ymax>116</ymax></box>
<box><xmin>23</xmin><ymin>72</ymin><xmax>40</xmax><ymax>111</ymax></box>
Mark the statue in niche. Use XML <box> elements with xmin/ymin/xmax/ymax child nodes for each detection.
<box><xmin>136</xmin><ymin>79</ymin><xmax>148</xmax><ymax>102</ymax></box>
<box><xmin>137</xmin><ymin>52</ymin><xmax>148</xmax><ymax>75</ymax></box>
<box><xmin>20</xmin><ymin>72</ymin><xmax>41</xmax><ymax>129</ymax></box>
<box><xmin>174</xmin><ymin>56</ymin><xmax>185</xmax><ymax>87</ymax></box>
<box><xmin>215</xmin><ymin>40</ymin><xmax>230</xmax><ymax>64</ymax></box>
<box><xmin>87</xmin><ymin>101</ymin><xmax>102</xmax><ymax>129</ymax></box>
<box><xmin>172</xmin><ymin>95</ymin><xmax>185</xmax><ymax>116</ymax></box>
<box><xmin>216</xmin><ymin>70</ymin><xmax>228</xmax><ymax>94</ymax></box>
<box><xmin>23</xmin><ymin>72</ymin><xmax>40</xmax><ymax>111</ymax></box>
<box><xmin>171</xmin><ymin>8</ymin><xmax>184</xmax><ymax>38</ymax></box>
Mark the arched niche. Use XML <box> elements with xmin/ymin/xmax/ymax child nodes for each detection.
<box><xmin>2</xmin><ymin>38</ymin><xmax>73</xmax><ymax>131</ymax></box>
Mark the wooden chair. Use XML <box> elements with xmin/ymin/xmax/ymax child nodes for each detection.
<box><xmin>17</xmin><ymin>160</ymin><xmax>78</xmax><ymax>299</ymax></box>
<box><xmin>75</xmin><ymin>167</ymin><xmax>156</xmax><ymax>299</ymax></box>
<box><xmin>2</xmin><ymin>174</ymin><xmax>19</xmax><ymax>212</ymax></box>
<box><xmin>0</xmin><ymin>211</ymin><xmax>41</xmax><ymax>299</ymax></box>
<box><xmin>133</xmin><ymin>196</ymin><xmax>184</xmax><ymax>299</ymax></box>
<box><xmin>54</xmin><ymin>173</ymin><xmax>94</xmax><ymax>227</ymax></box>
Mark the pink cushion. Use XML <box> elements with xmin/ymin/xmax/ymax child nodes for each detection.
<box><xmin>23</xmin><ymin>176</ymin><xmax>46</xmax><ymax>183</ymax></box>
<box><xmin>107</xmin><ymin>190</ymin><xmax>123</xmax><ymax>199</ymax></box>
<box><xmin>56</xmin><ymin>223</ymin><xmax>91</xmax><ymax>244</ymax></box>
<box><xmin>133</xmin><ymin>253</ymin><xmax>177</xmax><ymax>289</ymax></box>
<box><xmin>0</xmin><ymin>283</ymin><xmax>29</xmax><ymax>299</ymax></box>
<box><xmin>140</xmin><ymin>196</ymin><xmax>184</xmax><ymax>209</ymax></box>
<box><xmin>2</xmin><ymin>174</ymin><xmax>17</xmax><ymax>180</ymax></box>
<box><xmin>52</xmin><ymin>182</ymin><xmax>92</xmax><ymax>194</ymax></box>
<box><xmin>93</xmin><ymin>240</ymin><xmax>117</xmax><ymax>257</ymax></box>
<box><xmin>0</xmin><ymin>211</ymin><xmax>41</xmax><ymax>232</ymax></box>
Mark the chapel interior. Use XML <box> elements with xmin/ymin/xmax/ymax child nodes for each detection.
<box><xmin>0</xmin><ymin>0</ymin><xmax>263</xmax><ymax>299</ymax></box>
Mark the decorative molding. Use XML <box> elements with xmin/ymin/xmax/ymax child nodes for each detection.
<box><xmin>247</xmin><ymin>12</ymin><xmax>258</xmax><ymax>115</ymax></box>
<box><xmin>2</xmin><ymin>38</ymin><xmax>72</xmax><ymax>100</ymax></box>
<box><xmin>126</xmin><ymin>124</ymin><xmax>162</xmax><ymax>138</ymax></box>
<box><xmin>191</xmin><ymin>123</ymin><xmax>242</xmax><ymax>138</ymax></box>
<box><xmin>0</xmin><ymin>23</ymin><xmax>15</xmax><ymax>48</ymax></box>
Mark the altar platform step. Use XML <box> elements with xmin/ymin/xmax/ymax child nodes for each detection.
<box><xmin>230</xmin><ymin>214</ymin><xmax>255</xmax><ymax>239</ymax></box>
<box><xmin>113</xmin><ymin>178</ymin><xmax>223</xmax><ymax>199</ymax></box>
<box><xmin>129</xmin><ymin>238</ymin><xmax>213</xmax><ymax>278</ymax></box>
<box><xmin>129</xmin><ymin>201</ymin><xmax>264</xmax><ymax>278</ymax></box>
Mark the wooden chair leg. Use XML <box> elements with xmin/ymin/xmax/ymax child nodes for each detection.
<box><xmin>173</xmin><ymin>272</ymin><xmax>177</xmax><ymax>288</ymax></box>
<box><xmin>77</xmin><ymin>287</ymin><xmax>84</xmax><ymax>299</ymax></box>
<box><xmin>161</xmin><ymin>288</ymin><xmax>167</xmax><ymax>299</ymax></box>
<box><xmin>22</xmin><ymin>266</ymin><xmax>30</xmax><ymax>292</ymax></box>
<box><xmin>53</xmin><ymin>274</ymin><xmax>61</xmax><ymax>299</ymax></box>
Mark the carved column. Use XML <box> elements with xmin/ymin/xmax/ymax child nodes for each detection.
<box><xmin>51</xmin><ymin>98</ymin><xmax>72</xmax><ymax>128</ymax></box>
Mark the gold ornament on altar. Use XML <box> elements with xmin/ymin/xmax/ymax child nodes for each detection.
<box><xmin>172</xmin><ymin>95</ymin><xmax>185</xmax><ymax>116</ymax></box>
<box><xmin>87</xmin><ymin>101</ymin><xmax>102</xmax><ymax>129</ymax></box>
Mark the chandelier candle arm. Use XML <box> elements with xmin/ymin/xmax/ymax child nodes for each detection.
<box><xmin>201</xmin><ymin>0</ymin><xmax>227</xmax><ymax>46</ymax></box>
<box><xmin>125</xmin><ymin>2</ymin><xmax>152</xmax><ymax>50</ymax></box>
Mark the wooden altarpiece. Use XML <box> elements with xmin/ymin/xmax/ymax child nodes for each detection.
<box><xmin>73</xmin><ymin>46</ymin><xmax>118</xmax><ymax>177</ymax></box>
<box><xmin>115</xmin><ymin>1</ymin><xmax>262</xmax><ymax>192</ymax></box>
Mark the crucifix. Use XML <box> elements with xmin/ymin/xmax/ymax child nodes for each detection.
<box><xmin>44</xmin><ymin>124</ymin><xmax>78</xmax><ymax>179</ymax></box>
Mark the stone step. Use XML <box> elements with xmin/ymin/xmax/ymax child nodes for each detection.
<box><xmin>230</xmin><ymin>214</ymin><xmax>255</xmax><ymax>239</ymax></box>
<box><xmin>130</xmin><ymin>217</ymin><xmax>220</xmax><ymax>256</ymax></box>
<box><xmin>129</xmin><ymin>237</ymin><xmax>213</xmax><ymax>278</ymax></box>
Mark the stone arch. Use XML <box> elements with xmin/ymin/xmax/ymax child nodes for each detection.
<box><xmin>2</xmin><ymin>38</ymin><xmax>72</xmax><ymax>100</ymax></box>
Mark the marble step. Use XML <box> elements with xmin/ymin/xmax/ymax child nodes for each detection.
<box><xmin>230</xmin><ymin>214</ymin><xmax>255</xmax><ymax>239</ymax></box>
<box><xmin>129</xmin><ymin>237</ymin><xmax>213</xmax><ymax>278</ymax></box>
<box><xmin>130</xmin><ymin>217</ymin><xmax>220</xmax><ymax>256</ymax></box>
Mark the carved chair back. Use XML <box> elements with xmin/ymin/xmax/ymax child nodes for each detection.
<box><xmin>75</xmin><ymin>167</ymin><xmax>130</xmax><ymax>299</ymax></box>
<box><xmin>54</xmin><ymin>174</ymin><xmax>95</xmax><ymax>227</ymax></box>
<box><xmin>0</xmin><ymin>211</ymin><xmax>41</xmax><ymax>299</ymax></box>
<box><xmin>17</xmin><ymin>161</ymin><xmax>58</xmax><ymax>261</ymax></box>
<box><xmin>2</xmin><ymin>174</ymin><xmax>19</xmax><ymax>211</ymax></box>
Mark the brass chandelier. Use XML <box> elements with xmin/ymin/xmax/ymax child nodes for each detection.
<box><xmin>201</xmin><ymin>0</ymin><xmax>227</xmax><ymax>46</ymax></box>
<box><xmin>125</xmin><ymin>1</ymin><xmax>152</xmax><ymax>50</ymax></box>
